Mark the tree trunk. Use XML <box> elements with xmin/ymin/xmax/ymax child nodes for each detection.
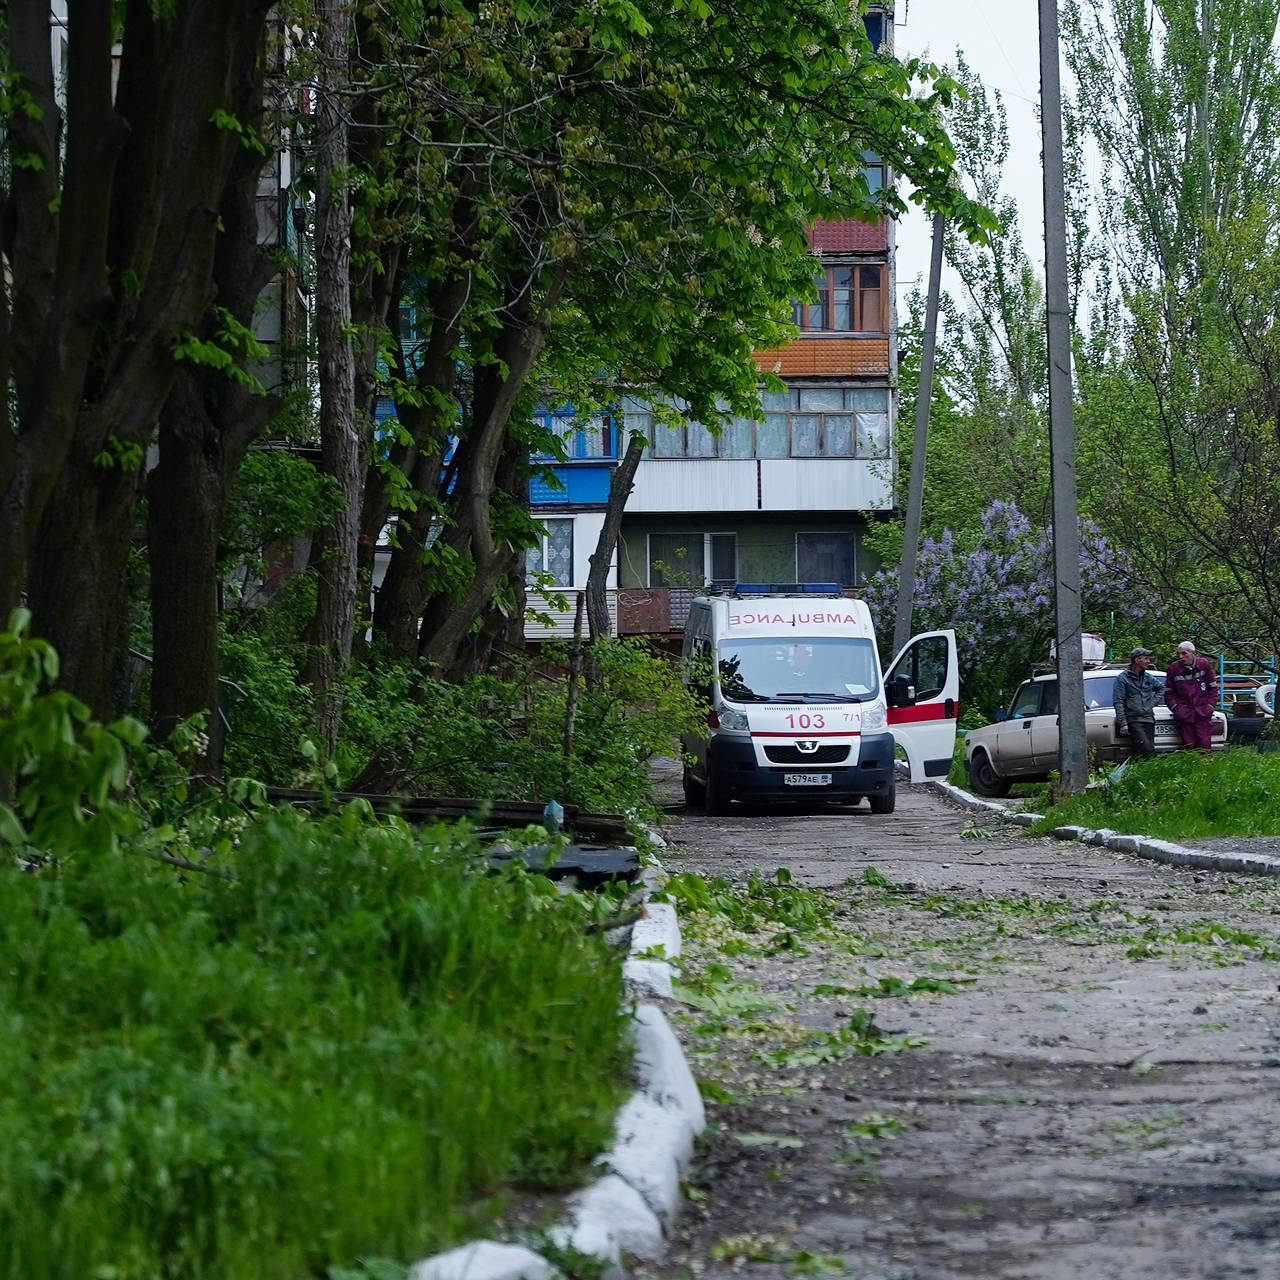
<box><xmin>416</xmin><ymin>264</ymin><xmax>569</xmax><ymax>676</ymax></box>
<box><xmin>148</xmin><ymin>406</ymin><xmax>223</xmax><ymax>761</ymax></box>
<box><xmin>4</xmin><ymin>0</ymin><xmax>275</xmax><ymax>704</ymax></box>
<box><xmin>368</xmin><ymin>261</ymin><xmax>474</xmax><ymax>659</ymax></box>
<box><xmin>306</xmin><ymin>0</ymin><xmax>360</xmax><ymax>752</ymax></box>
<box><xmin>586</xmin><ymin>428</ymin><xmax>644</xmax><ymax>640</ymax></box>
<box><xmin>147</xmin><ymin>15</ymin><xmax>278</xmax><ymax>772</ymax></box>
<box><xmin>27</xmin><ymin>452</ymin><xmax>141</xmax><ymax>717</ymax></box>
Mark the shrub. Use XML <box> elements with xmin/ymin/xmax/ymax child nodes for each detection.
<box><xmin>339</xmin><ymin>638</ymin><xmax>707</xmax><ymax>815</ymax></box>
<box><xmin>863</xmin><ymin>500</ymin><xmax>1140</xmax><ymax>716</ymax></box>
<box><xmin>0</xmin><ymin>616</ymin><xmax>632</xmax><ymax>1279</ymax></box>
<box><xmin>0</xmin><ymin>807</ymin><xmax>629</xmax><ymax>1280</ymax></box>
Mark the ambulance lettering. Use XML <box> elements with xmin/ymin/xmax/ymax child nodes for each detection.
<box><xmin>729</xmin><ymin>612</ymin><xmax>859</xmax><ymax>626</ymax></box>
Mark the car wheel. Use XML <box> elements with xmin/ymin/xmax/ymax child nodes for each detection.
<box><xmin>682</xmin><ymin>765</ymin><xmax>706</xmax><ymax>808</ymax></box>
<box><xmin>704</xmin><ymin>764</ymin><xmax>733</xmax><ymax>816</ymax></box>
<box><xmin>869</xmin><ymin>784</ymin><xmax>896</xmax><ymax>815</ymax></box>
<box><xmin>968</xmin><ymin>750</ymin><xmax>1011</xmax><ymax>798</ymax></box>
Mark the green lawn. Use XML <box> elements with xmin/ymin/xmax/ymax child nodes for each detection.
<box><xmin>0</xmin><ymin>805</ymin><xmax>629</xmax><ymax>1280</ymax></box>
<box><xmin>1030</xmin><ymin>747</ymin><xmax>1280</xmax><ymax>841</ymax></box>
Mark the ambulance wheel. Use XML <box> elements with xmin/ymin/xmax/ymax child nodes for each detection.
<box><xmin>968</xmin><ymin>750</ymin><xmax>1011</xmax><ymax>798</ymax></box>
<box><xmin>704</xmin><ymin>765</ymin><xmax>733</xmax><ymax>816</ymax></box>
<box><xmin>682</xmin><ymin>766</ymin><xmax>706</xmax><ymax>808</ymax></box>
<box><xmin>869</xmin><ymin>784</ymin><xmax>896</xmax><ymax>815</ymax></box>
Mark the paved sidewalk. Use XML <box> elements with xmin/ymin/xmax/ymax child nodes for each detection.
<box><xmin>639</xmin><ymin>777</ymin><xmax>1280</xmax><ymax>1280</ymax></box>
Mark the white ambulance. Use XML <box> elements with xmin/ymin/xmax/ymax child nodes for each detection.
<box><xmin>680</xmin><ymin>585</ymin><xmax>958</xmax><ymax>815</ymax></box>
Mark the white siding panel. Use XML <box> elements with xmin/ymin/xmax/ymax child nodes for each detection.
<box><xmin>628</xmin><ymin>460</ymin><xmax>757</xmax><ymax>513</ymax></box>
<box><xmin>524</xmin><ymin>589</ymin><xmax>619</xmax><ymax>640</ymax></box>
<box><xmin>759</xmin><ymin>459</ymin><xmax>893</xmax><ymax>512</ymax></box>
<box><xmin>568</xmin><ymin>511</ymin><xmax>616</xmax><ymax>589</ymax></box>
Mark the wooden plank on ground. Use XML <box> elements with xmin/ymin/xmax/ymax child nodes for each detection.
<box><xmin>264</xmin><ymin>787</ymin><xmax>632</xmax><ymax>845</ymax></box>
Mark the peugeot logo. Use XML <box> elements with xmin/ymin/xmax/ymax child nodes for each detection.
<box><xmin>796</xmin><ymin>740</ymin><xmax>820</xmax><ymax>753</ymax></box>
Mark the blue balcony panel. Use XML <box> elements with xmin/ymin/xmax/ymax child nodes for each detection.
<box><xmin>531</xmin><ymin>465</ymin><xmax>614</xmax><ymax>506</ymax></box>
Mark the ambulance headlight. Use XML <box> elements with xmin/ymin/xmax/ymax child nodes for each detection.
<box><xmin>716</xmin><ymin>706</ymin><xmax>750</xmax><ymax>732</ymax></box>
<box><xmin>861</xmin><ymin>704</ymin><xmax>887</xmax><ymax>732</ymax></box>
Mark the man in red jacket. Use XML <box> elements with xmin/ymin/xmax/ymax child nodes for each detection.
<box><xmin>1165</xmin><ymin>641</ymin><xmax>1219</xmax><ymax>750</ymax></box>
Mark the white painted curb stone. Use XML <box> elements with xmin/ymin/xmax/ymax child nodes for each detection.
<box><xmin>622</xmin><ymin>957</ymin><xmax>674</xmax><ymax>1000</ymax></box>
<box><xmin>408</xmin><ymin>1242</ymin><xmax>559</xmax><ymax>1280</ymax></box>
<box><xmin>930</xmin><ymin>780</ymin><xmax>1280</xmax><ymax>876</ymax></box>
<box><xmin>552</xmin><ymin>1174</ymin><xmax>663</xmax><ymax>1266</ymax></box>
<box><xmin>632</xmin><ymin>1003</ymin><xmax>705</xmax><ymax>1129</ymax></box>
<box><xmin>604</xmin><ymin>1093</ymin><xmax>693</xmax><ymax>1228</ymax></box>
<box><xmin>626</xmin><ymin>856</ymin><xmax>681</xmax><ymax>999</ymax></box>
<box><xmin>630</xmin><ymin>901</ymin><xmax>682</xmax><ymax>960</ymax></box>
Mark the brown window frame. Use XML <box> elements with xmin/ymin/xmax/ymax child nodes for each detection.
<box><xmin>794</xmin><ymin>264</ymin><xmax>885</xmax><ymax>334</ymax></box>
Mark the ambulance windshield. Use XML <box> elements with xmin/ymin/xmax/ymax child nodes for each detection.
<box><xmin>717</xmin><ymin>637</ymin><xmax>880</xmax><ymax>703</ymax></box>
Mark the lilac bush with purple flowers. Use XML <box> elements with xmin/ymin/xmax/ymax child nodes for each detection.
<box><xmin>868</xmin><ymin>501</ymin><xmax>1141</xmax><ymax>715</ymax></box>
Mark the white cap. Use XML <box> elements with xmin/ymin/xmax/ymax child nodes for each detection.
<box><xmin>1178</xmin><ymin>640</ymin><xmax>1196</xmax><ymax>653</ymax></box>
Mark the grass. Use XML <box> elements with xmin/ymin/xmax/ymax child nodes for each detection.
<box><xmin>0</xmin><ymin>804</ymin><xmax>629</xmax><ymax>1280</ymax></box>
<box><xmin>1031</xmin><ymin>747</ymin><xmax>1280</xmax><ymax>841</ymax></box>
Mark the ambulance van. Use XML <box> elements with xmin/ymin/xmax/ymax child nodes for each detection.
<box><xmin>680</xmin><ymin>585</ymin><xmax>958</xmax><ymax>815</ymax></box>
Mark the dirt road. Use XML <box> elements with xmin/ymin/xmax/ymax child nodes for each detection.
<box><xmin>642</xmin><ymin>777</ymin><xmax>1280</xmax><ymax>1280</ymax></box>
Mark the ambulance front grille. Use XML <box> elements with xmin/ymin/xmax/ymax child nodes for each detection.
<box><xmin>764</xmin><ymin>744</ymin><xmax>851</xmax><ymax>765</ymax></box>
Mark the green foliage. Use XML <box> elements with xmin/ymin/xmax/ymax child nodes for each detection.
<box><xmin>220</xmin><ymin>450</ymin><xmax>343</xmax><ymax>586</ymax></box>
<box><xmin>0</xmin><ymin>804</ymin><xmax>629</xmax><ymax>1280</ymax></box>
<box><xmin>0</xmin><ymin>617</ymin><xmax>636</xmax><ymax>1277</ymax></box>
<box><xmin>0</xmin><ymin>610</ymin><xmax>145</xmax><ymax>859</ymax></box>
<box><xmin>1063</xmin><ymin>0</ymin><xmax>1280</xmax><ymax>656</ymax></box>
<box><xmin>209</xmin><ymin>106</ymin><xmax>268</xmax><ymax>155</ymax></box>
<box><xmin>860</xmin><ymin>865</ymin><xmax>896</xmax><ymax>890</ymax></box>
<box><xmin>754</xmin><ymin>1010</ymin><xmax>925</xmax><ymax>1067</ymax></box>
<box><xmin>171</xmin><ymin>307</ymin><xmax>269</xmax><ymax>393</ymax></box>
<box><xmin>90</xmin><ymin>434</ymin><xmax>147</xmax><ymax>472</ymax></box>
<box><xmin>812</xmin><ymin>974</ymin><xmax>970</xmax><ymax>999</ymax></box>
<box><xmin>340</xmin><ymin>639</ymin><xmax>707</xmax><ymax>814</ymax></box>
<box><xmin>218</xmin><ymin>597</ymin><xmax>317</xmax><ymax>781</ymax></box>
<box><xmin>1032</xmin><ymin>748</ymin><xmax>1280</xmax><ymax>841</ymax></box>
<box><xmin>658</xmin><ymin>868</ymin><xmax>836</xmax><ymax>937</ymax></box>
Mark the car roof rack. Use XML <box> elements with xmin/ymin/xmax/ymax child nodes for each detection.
<box><xmin>706</xmin><ymin>582</ymin><xmax>845</xmax><ymax>598</ymax></box>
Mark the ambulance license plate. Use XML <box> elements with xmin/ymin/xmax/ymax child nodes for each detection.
<box><xmin>784</xmin><ymin>772</ymin><xmax>832</xmax><ymax>787</ymax></box>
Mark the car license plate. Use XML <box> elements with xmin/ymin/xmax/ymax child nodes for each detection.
<box><xmin>784</xmin><ymin>772</ymin><xmax>832</xmax><ymax>787</ymax></box>
<box><xmin>1155</xmin><ymin>723</ymin><xmax>1177</xmax><ymax>736</ymax></box>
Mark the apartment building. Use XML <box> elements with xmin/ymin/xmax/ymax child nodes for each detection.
<box><xmin>517</xmin><ymin>4</ymin><xmax>899</xmax><ymax>642</ymax></box>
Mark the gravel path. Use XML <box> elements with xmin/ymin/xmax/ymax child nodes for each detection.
<box><xmin>639</xmin><ymin>769</ymin><xmax>1280</xmax><ymax>1280</ymax></box>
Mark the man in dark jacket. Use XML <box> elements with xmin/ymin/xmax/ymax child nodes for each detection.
<box><xmin>1113</xmin><ymin>647</ymin><xmax>1162</xmax><ymax>757</ymax></box>
<box><xmin>1165</xmin><ymin>641</ymin><xmax>1219</xmax><ymax>750</ymax></box>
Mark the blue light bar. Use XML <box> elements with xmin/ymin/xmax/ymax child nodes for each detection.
<box><xmin>731</xmin><ymin>582</ymin><xmax>843</xmax><ymax>595</ymax></box>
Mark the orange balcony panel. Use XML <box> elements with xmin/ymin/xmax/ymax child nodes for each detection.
<box><xmin>752</xmin><ymin>337</ymin><xmax>890</xmax><ymax>378</ymax></box>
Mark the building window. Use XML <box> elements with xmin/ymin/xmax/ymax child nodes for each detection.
<box><xmin>526</xmin><ymin>518</ymin><xmax>574</xmax><ymax>588</ymax></box>
<box><xmin>533</xmin><ymin>411</ymin><xmax>615</xmax><ymax>461</ymax></box>
<box><xmin>627</xmin><ymin>388</ymin><xmax>890</xmax><ymax>460</ymax></box>
<box><xmin>648</xmin><ymin>532</ymin><xmax>736</xmax><ymax>588</ymax></box>
<box><xmin>796</xmin><ymin>532</ymin><xmax>857</xmax><ymax>587</ymax></box>
<box><xmin>398</xmin><ymin>304</ymin><xmax>419</xmax><ymax>342</ymax></box>
<box><xmin>863</xmin><ymin>11</ymin><xmax>885</xmax><ymax>50</ymax></box>
<box><xmin>794</xmin><ymin>265</ymin><xmax>884</xmax><ymax>333</ymax></box>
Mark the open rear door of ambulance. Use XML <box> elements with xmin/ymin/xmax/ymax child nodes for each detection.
<box><xmin>885</xmin><ymin>629</ymin><xmax>959</xmax><ymax>784</ymax></box>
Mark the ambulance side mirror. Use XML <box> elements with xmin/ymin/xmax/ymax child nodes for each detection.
<box><xmin>886</xmin><ymin>677</ymin><xmax>915</xmax><ymax>708</ymax></box>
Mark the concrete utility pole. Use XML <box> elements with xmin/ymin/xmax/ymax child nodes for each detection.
<box><xmin>892</xmin><ymin>211</ymin><xmax>945</xmax><ymax>657</ymax></box>
<box><xmin>1038</xmin><ymin>0</ymin><xmax>1089</xmax><ymax>794</ymax></box>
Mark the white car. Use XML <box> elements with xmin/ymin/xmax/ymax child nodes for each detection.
<box><xmin>964</xmin><ymin>667</ymin><xmax>1228</xmax><ymax>797</ymax></box>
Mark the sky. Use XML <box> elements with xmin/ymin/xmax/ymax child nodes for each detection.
<box><xmin>893</xmin><ymin>0</ymin><xmax>1045</xmax><ymax>298</ymax></box>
